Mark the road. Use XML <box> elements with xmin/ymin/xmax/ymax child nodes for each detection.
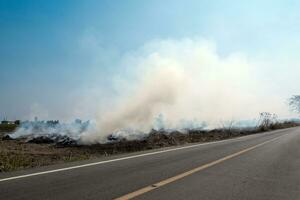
<box><xmin>0</xmin><ymin>127</ymin><xmax>300</xmax><ymax>200</ymax></box>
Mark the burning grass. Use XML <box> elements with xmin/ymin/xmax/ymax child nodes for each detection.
<box><xmin>0</xmin><ymin>120</ymin><xmax>299</xmax><ymax>172</ymax></box>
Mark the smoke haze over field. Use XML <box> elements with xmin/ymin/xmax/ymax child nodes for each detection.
<box><xmin>80</xmin><ymin>38</ymin><xmax>294</xmax><ymax>143</ymax></box>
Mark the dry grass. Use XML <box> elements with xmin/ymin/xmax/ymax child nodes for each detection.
<box><xmin>0</xmin><ymin>124</ymin><xmax>18</xmax><ymax>133</ymax></box>
<box><xmin>0</xmin><ymin>140</ymin><xmax>91</xmax><ymax>172</ymax></box>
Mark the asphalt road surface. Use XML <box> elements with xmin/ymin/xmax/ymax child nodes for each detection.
<box><xmin>1</xmin><ymin>127</ymin><xmax>299</xmax><ymax>200</ymax></box>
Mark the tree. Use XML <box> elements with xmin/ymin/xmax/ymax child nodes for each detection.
<box><xmin>288</xmin><ymin>95</ymin><xmax>300</xmax><ymax>114</ymax></box>
<box><xmin>258</xmin><ymin>112</ymin><xmax>278</xmax><ymax>131</ymax></box>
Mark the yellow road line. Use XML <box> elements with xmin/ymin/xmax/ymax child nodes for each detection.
<box><xmin>115</xmin><ymin>135</ymin><xmax>285</xmax><ymax>200</ymax></box>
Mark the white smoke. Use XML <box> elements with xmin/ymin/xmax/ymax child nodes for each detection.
<box><xmin>10</xmin><ymin>120</ymin><xmax>90</xmax><ymax>141</ymax></box>
<box><xmin>80</xmin><ymin>38</ymin><xmax>292</xmax><ymax>144</ymax></box>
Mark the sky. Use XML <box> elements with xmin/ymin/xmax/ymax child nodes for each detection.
<box><xmin>1</xmin><ymin>0</ymin><xmax>300</xmax><ymax>122</ymax></box>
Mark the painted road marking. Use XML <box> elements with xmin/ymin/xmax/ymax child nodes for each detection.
<box><xmin>115</xmin><ymin>134</ymin><xmax>285</xmax><ymax>200</ymax></box>
<box><xmin>0</xmin><ymin>130</ymin><xmax>285</xmax><ymax>183</ymax></box>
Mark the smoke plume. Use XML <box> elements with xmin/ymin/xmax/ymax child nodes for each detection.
<box><xmin>80</xmin><ymin>38</ymin><xmax>290</xmax><ymax>144</ymax></box>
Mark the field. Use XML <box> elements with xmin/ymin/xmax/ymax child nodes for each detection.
<box><xmin>0</xmin><ymin>121</ymin><xmax>299</xmax><ymax>172</ymax></box>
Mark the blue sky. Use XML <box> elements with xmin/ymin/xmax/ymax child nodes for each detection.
<box><xmin>1</xmin><ymin>0</ymin><xmax>300</xmax><ymax>120</ymax></box>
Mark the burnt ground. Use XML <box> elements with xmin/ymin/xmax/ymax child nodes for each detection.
<box><xmin>0</xmin><ymin>121</ymin><xmax>299</xmax><ymax>172</ymax></box>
